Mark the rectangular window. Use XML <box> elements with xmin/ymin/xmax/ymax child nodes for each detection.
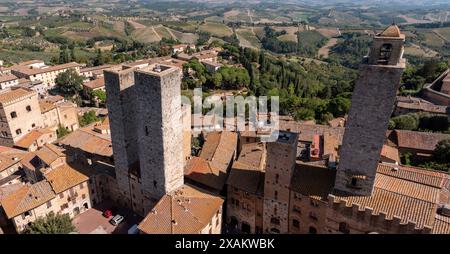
<box><xmin>46</xmin><ymin>201</ymin><xmax>52</xmax><ymax>209</ymax></box>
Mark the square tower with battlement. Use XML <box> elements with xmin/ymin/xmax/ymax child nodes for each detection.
<box><xmin>263</xmin><ymin>131</ymin><xmax>298</xmax><ymax>234</ymax></box>
<box><xmin>104</xmin><ymin>64</ymin><xmax>184</xmax><ymax>214</ymax></box>
<box><xmin>335</xmin><ymin>25</ymin><xmax>406</xmax><ymax>196</ymax></box>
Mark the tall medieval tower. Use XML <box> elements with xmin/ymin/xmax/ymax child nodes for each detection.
<box><xmin>263</xmin><ymin>131</ymin><xmax>298</xmax><ymax>233</ymax></box>
<box><xmin>104</xmin><ymin>64</ymin><xmax>184</xmax><ymax>214</ymax></box>
<box><xmin>134</xmin><ymin>65</ymin><xmax>184</xmax><ymax>205</ymax></box>
<box><xmin>335</xmin><ymin>25</ymin><xmax>406</xmax><ymax>196</ymax></box>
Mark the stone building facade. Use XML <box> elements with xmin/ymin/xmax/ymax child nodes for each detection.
<box><xmin>0</xmin><ymin>87</ymin><xmax>43</xmax><ymax>147</ymax></box>
<box><xmin>226</xmin><ymin>142</ymin><xmax>266</xmax><ymax>234</ymax></box>
<box><xmin>263</xmin><ymin>131</ymin><xmax>298</xmax><ymax>234</ymax></box>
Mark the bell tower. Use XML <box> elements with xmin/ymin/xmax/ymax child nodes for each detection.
<box><xmin>334</xmin><ymin>25</ymin><xmax>406</xmax><ymax>196</ymax></box>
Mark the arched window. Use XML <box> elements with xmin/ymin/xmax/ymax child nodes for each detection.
<box><xmin>309</xmin><ymin>226</ymin><xmax>317</xmax><ymax>234</ymax></box>
<box><xmin>275</xmin><ymin>174</ymin><xmax>279</xmax><ymax>184</ymax></box>
<box><xmin>274</xmin><ymin>191</ymin><xmax>278</xmax><ymax>200</ymax></box>
<box><xmin>379</xmin><ymin>43</ymin><xmax>393</xmax><ymax>63</ymax></box>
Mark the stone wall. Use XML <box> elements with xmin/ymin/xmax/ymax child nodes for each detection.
<box><xmin>336</xmin><ymin>63</ymin><xmax>405</xmax><ymax>196</ymax></box>
<box><xmin>263</xmin><ymin>132</ymin><xmax>298</xmax><ymax>234</ymax></box>
<box><xmin>134</xmin><ymin>66</ymin><xmax>184</xmax><ymax>207</ymax></box>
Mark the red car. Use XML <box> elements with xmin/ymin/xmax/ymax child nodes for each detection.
<box><xmin>103</xmin><ymin>210</ymin><xmax>113</xmax><ymax>218</ymax></box>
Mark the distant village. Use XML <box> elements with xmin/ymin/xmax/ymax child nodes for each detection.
<box><xmin>0</xmin><ymin>25</ymin><xmax>449</xmax><ymax>235</ymax></box>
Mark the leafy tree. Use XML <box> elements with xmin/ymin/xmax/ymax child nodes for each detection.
<box><xmin>55</xmin><ymin>69</ymin><xmax>83</xmax><ymax>97</ymax></box>
<box><xmin>294</xmin><ymin>108</ymin><xmax>315</xmax><ymax>121</ymax></box>
<box><xmin>391</xmin><ymin>114</ymin><xmax>418</xmax><ymax>130</ymax></box>
<box><xmin>328</xmin><ymin>97</ymin><xmax>350</xmax><ymax>117</ymax></box>
<box><xmin>79</xmin><ymin>111</ymin><xmax>99</xmax><ymax>127</ymax></box>
<box><xmin>91</xmin><ymin>90</ymin><xmax>106</xmax><ymax>104</ymax></box>
<box><xmin>182</xmin><ymin>59</ymin><xmax>208</xmax><ymax>89</ymax></box>
<box><xmin>59</xmin><ymin>46</ymin><xmax>70</xmax><ymax>64</ymax></box>
<box><xmin>57</xmin><ymin>125</ymin><xmax>70</xmax><ymax>139</ymax></box>
<box><xmin>433</xmin><ymin>139</ymin><xmax>450</xmax><ymax>164</ymax></box>
<box><xmin>401</xmin><ymin>152</ymin><xmax>412</xmax><ymax>166</ymax></box>
<box><xmin>24</xmin><ymin>212</ymin><xmax>76</xmax><ymax>234</ymax></box>
<box><xmin>22</xmin><ymin>27</ymin><xmax>36</xmax><ymax>37</ymax></box>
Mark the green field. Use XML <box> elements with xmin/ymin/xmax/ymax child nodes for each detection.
<box><xmin>298</xmin><ymin>30</ymin><xmax>326</xmax><ymax>46</ymax></box>
<box><xmin>433</xmin><ymin>27</ymin><xmax>450</xmax><ymax>42</ymax></box>
<box><xmin>131</xmin><ymin>27</ymin><xmax>161</xmax><ymax>43</ymax></box>
<box><xmin>199</xmin><ymin>22</ymin><xmax>233</xmax><ymax>38</ymax></box>
<box><xmin>236</xmin><ymin>27</ymin><xmax>261</xmax><ymax>49</ymax></box>
<box><xmin>0</xmin><ymin>49</ymin><xmax>57</xmax><ymax>65</ymax></box>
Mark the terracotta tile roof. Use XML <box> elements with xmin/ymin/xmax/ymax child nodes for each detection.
<box><xmin>58</xmin><ymin>124</ymin><xmax>112</xmax><ymax>157</ymax></box>
<box><xmin>138</xmin><ymin>185</ymin><xmax>223</xmax><ymax>234</ymax></box>
<box><xmin>279</xmin><ymin>121</ymin><xmax>345</xmax><ymax>143</ymax></box>
<box><xmin>380</xmin><ymin>145</ymin><xmax>400</xmax><ymax>162</ymax></box>
<box><xmin>43</xmin><ymin>95</ymin><xmax>64</xmax><ymax>104</ymax></box>
<box><xmin>200</xmin><ymin>131</ymin><xmax>237</xmax><ymax>173</ymax></box>
<box><xmin>185</xmin><ymin>157</ymin><xmax>223</xmax><ymax>191</ymax></box>
<box><xmin>0</xmin><ymin>147</ymin><xmax>26</xmax><ymax>172</ymax></box>
<box><xmin>379</xmin><ymin>24</ymin><xmax>403</xmax><ymax>38</ymax></box>
<box><xmin>80</xmin><ymin>64</ymin><xmax>114</xmax><ymax>73</ymax></box>
<box><xmin>186</xmin><ymin>131</ymin><xmax>237</xmax><ymax>191</ymax></box>
<box><xmin>39</xmin><ymin>100</ymin><xmax>57</xmax><ymax>113</ymax></box>
<box><xmin>291</xmin><ymin>162</ymin><xmax>450</xmax><ymax>230</ymax></box>
<box><xmin>44</xmin><ymin>163</ymin><xmax>89</xmax><ymax>194</ymax></box>
<box><xmin>1</xmin><ymin>181</ymin><xmax>55</xmax><ymax>219</ymax></box>
<box><xmin>14</xmin><ymin>129</ymin><xmax>54</xmax><ymax>149</ymax></box>
<box><xmin>34</xmin><ymin>143</ymin><xmax>65</xmax><ymax>166</ymax></box>
<box><xmin>290</xmin><ymin>163</ymin><xmax>337</xmax><ymax>200</ymax></box>
<box><xmin>227</xmin><ymin>143</ymin><xmax>266</xmax><ymax>195</ymax></box>
<box><xmin>394</xmin><ymin>130</ymin><xmax>450</xmax><ymax>152</ymax></box>
<box><xmin>0</xmin><ymin>73</ymin><xmax>18</xmax><ymax>83</ymax></box>
<box><xmin>0</xmin><ymin>183</ymin><xmax>23</xmax><ymax>203</ymax></box>
<box><xmin>331</xmin><ymin>164</ymin><xmax>450</xmax><ymax>229</ymax></box>
<box><xmin>20</xmin><ymin>152</ymin><xmax>39</xmax><ymax>172</ymax></box>
<box><xmin>161</xmin><ymin>58</ymin><xmax>186</xmax><ymax>69</ymax></box>
<box><xmin>396</xmin><ymin>101</ymin><xmax>447</xmax><ymax>114</ymax></box>
<box><xmin>0</xmin><ymin>87</ymin><xmax>35</xmax><ymax>105</ymax></box>
<box><xmin>433</xmin><ymin>214</ymin><xmax>450</xmax><ymax>233</ymax></box>
<box><xmin>83</xmin><ymin>77</ymin><xmax>105</xmax><ymax>90</ymax></box>
<box><xmin>377</xmin><ymin>164</ymin><xmax>445</xmax><ymax>188</ymax></box>
<box><xmin>11</xmin><ymin>62</ymin><xmax>80</xmax><ymax>76</ymax></box>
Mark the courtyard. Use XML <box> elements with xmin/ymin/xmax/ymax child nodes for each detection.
<box><xmin>72</xmin><ymin>200</ymin><xmax>142</xmax><ymax>234</ymax></box>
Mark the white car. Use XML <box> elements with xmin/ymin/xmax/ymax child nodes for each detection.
<box><xmin>110</xmin><ymin>215</ymin><xmax>124</xmax><ymax>226</ymax></box>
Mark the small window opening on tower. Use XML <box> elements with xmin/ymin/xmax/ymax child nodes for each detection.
<box><xmin>379</xmin><ymin>44</ymin><xmax>393</xmax><ymax>64</ymax></box>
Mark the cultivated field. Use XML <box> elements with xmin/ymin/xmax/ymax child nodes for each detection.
<box><xmin>318</xmin><ymin>38</ymin><xmax>338</xmax><ymax>58</ymax></box>
<box><xmin>236</xmin><ymin>27</ymin><xmax>261</xmax><ymax>49</ymax></box>
<box><xmin>199</xmin><ymin>22</ymin><xmax>233</xmax><ymax>37</ymax></box>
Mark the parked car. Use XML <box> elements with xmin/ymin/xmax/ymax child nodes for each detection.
<box><xmin>110</xmin><ymin>215</ymin><xmax>124</xmax><ymax>226</ymax></box>
<box><xmin>103</xmin><ymin>210</ymin><xmax>113</xmax><ymax>218</ymax></box>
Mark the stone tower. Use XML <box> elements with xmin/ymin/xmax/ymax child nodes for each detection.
<box><xmin>335</xmin><ymin>25</ymin><xmax>406</xmax><ymax>196</ymax></box>
<box><xmin>104</xmin><ymin>63</ymin><xmax>184</xmax><ymax>214</ymax></box>
<box><xmin>134</xmin><ymin>64</ymin><xmax>184</xmax><ymax>206</ymax></box>
<box><xmin>104</xmin><ymin>68</ymin><xmax>138</xmax><ymax>209</ymax></box>
<box><xmin>263</xmin><ymin>131</ymin><xmax>298</xmax><ymax>234</ymax></box>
